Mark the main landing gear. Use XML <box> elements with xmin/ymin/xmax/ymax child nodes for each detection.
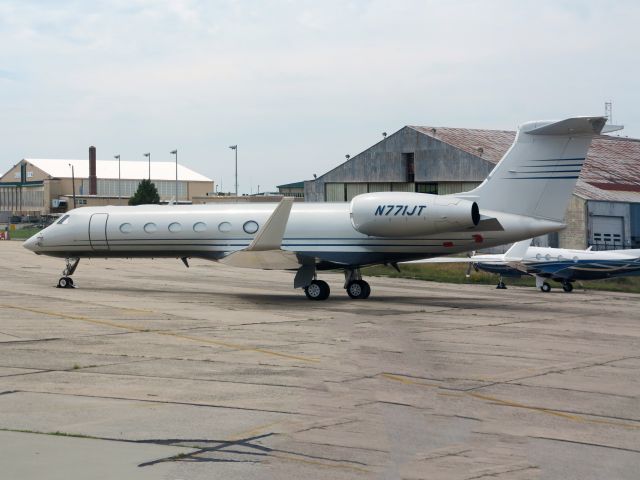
<box><xmin>344</xmin><ymin>269</ymin><xmax>370</xmax><ymax>300</ymax></box>
<box><xmin>496</xmin><ymin>275</ymin><xmax>507</xmax><ymax>289</ymax></box>
<box><xmin>301</xmin><ymin>268</ymin><xmax>371</xmax><ymax>301</ymax></box>
<box><xmin>304</xmin><ymin>280</ymin><xmax>330</xmax><ymax>300</ymax></box>
<box><xmin>58</xmin><ymin>257</ymin><xmax>79</xmax><ymax>288</ymax></box>
<box><xmin>562</xmin><ymin>281</ymin><xmax>574</xmax><ymax>293</ymax></box>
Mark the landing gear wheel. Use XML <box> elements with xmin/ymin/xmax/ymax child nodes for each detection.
<box><xmin>496</xmin><ymin>281</ymin><xmax>507</xmax><ymax>289</ymax></box>
<box><xmin>562</xmin><ymin>282</ymin><xmax>573</xmax><ymax>293</ymax></box>
<box><xmin>540</xmin><ymin>282</ymin><xmax>551</xmax><ymax>293</ymax></box>
<box><xmin>347</xmin><ymin>280</ymin><xmax>370</xmax><ymax>299</ymax></box>
<box><xmin>304</xmin><ymin>280</ymin><xmax>330</xmax><ymax>300</ymax></box>
<box><xmin>58</xmin><ymin>277</ymin><xmax>74</xmax><ymax>288</ymax></box>
<box><xmin>362</xmin><ymin>281</ymin><xmax>371</xmax><ymax>299</ymax></box>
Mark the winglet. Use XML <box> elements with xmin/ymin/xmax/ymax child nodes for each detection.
<box><xmin>219</xmin><ymin>197</ymin><xmax>299</xmax><ymax>270</ymax></box>
<box><xmin>504</xmin><ymin>238</ymin><xmax>532</xmax><ymax>262</ymax></box>
<box><xmin>247</xmin><ymin>197</ymin><xmax>294</xmax><ymax>251</ymax></box>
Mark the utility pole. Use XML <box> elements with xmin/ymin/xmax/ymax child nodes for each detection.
<box><xmin>114</xmin><ymin>155</ymin><xmax>121</xmax><ymax>201</ymax></box>
<box><xmin>229</xmin><ymin>145</ymin><xmax>238</xmax><ymax>196</ymax></box>
<box><xmin>170</xmin><ymin>150</ymin><xmax>178</xmax><ymax>202</ymax></box>
<box><xmin>68</xmin><ymin>163</ymin><xmax>76</xmax><ymax>209</ymax></box>
<box><xmin>144</xmin><ymin>153</ymin><xmax>151</xmax><ymax>180</ymax></box>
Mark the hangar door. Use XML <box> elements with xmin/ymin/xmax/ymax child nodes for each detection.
<box><xmin>591</xmin><ymin>215</ymin><xmax>623</xmax><ymax>249</ymax></box>
<box><xmin>89</xmin><ymin>213</ymin><xmax>110</xmax><ymax>251</ymax></box>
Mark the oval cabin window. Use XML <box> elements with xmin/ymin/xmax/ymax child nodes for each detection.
<box><xmin>218</xmin><ymin>222</ymin><xmax>232</xmax><ymax>233</ymax></box>
<box><xmin>193</xmin><ymin>222</ymin><xmax>207</xmax><ymax>232</ymax></box>
<box><xmin>144</xmin><ymin>222</ymin><xmax>157</xmax><ymax>233</ymax></box>
<box><xmin>168</xmin><ymin>222</ymin><xmax>182</xmax><ymax>233</ymax></box>
<box><xmin>243</xmin><ymin>221</ymin><xmax>259</xmax><ymax>234</ymax></box>
<box><xmin>120</xmin><ymin>223</ymin><xmax>132</xmax><ymax>234</ymax></box>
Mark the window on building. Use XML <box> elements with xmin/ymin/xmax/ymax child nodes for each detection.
<box><xmin>403</xmin><ymin>153</ymin><xmax>415</xmax><ymax>183</ymax></box>
<box><xmin>415</xmin><ymin>183</ymin><xmax>438</xmax><ymax>194</ymax></box>
<box><xmin>325</xmin><ymin>183</ymin><xmax>346</xmax><ymax>202</ymax></box>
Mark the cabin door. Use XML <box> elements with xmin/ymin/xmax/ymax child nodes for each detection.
<box><xmin>89</xmin><ymin>213</ymin><xmax>110</xmax><ymax>251</ymax></box>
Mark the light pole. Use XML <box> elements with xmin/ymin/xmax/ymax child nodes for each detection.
<box><xmin>144</xmin><ymin>153</ymin><xmax>150</xmax><ymax>180</ymax></box>
<box><xmin>114</xmin><ymin>155</ymin><xmax>121</xmax><ymax>201</ymax></box>
<box><xmin>170</xmin><ymin>150</ymin><xmax>178</xmax><ymax>202</ymax></box>
<box><xmin>229</xmin><ymin>145</ymin><xmax>237</xmax><ymax>196</ymax></box>
<box><xmin>68</xmin><ymin>163</ymin><xmax>76</xmax><ymax>209</ymax></box>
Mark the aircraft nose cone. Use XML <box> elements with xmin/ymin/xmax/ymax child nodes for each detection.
<box><xmin>23</xmin><ymin>234</ymin><xmax>42</xmax><ymax>252</ymax></box>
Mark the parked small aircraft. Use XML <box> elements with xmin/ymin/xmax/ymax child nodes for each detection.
<box><xmin>411</xmin><ymin>239</ymin><xmax>640</xmax><ymax>292</ymax></box>
<box><xmin>24</xmin><ymin>116</ymin><xmax>608</xmax><ymax>300</ymax></box>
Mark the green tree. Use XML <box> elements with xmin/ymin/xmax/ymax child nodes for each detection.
<box><xmin>128</xmin><ymin>179</ymin><xmax>160</xmax><ymax>205</ymax></box>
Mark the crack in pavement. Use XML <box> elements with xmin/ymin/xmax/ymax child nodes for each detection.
<box><xmin>12</xmin><ymin>390</ymin><xmax>313</xmax><ymax>416</ymax></box>
<box><xmin>528</xmin><ymin>436</ymin><xmax>640</xmax><ymax>454</ymax></box>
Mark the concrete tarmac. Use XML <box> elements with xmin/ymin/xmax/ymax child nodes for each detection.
<box><xmin>0</xmin><ymin>240</ymin><xmax>639</xmax><ymax>479</ymax></box>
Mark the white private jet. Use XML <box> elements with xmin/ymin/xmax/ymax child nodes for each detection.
<box><xmin>24</xmin><ymin>116</ymin><xmax>607</xmax><ymax>300</ymax></box>
<box><xmin>415</xmin><ymin>239</ymin><xmax>640</xmax><ymax>292</ymax></box>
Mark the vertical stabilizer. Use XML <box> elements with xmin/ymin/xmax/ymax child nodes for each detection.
<box><xmin>456</xmin><ymin>116</ymin><xmax>606</xmax><ymax>222</ymax></box>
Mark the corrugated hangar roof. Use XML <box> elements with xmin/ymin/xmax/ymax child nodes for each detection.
<box><xmin>409</xmin><ymin>126</ymin><xmax>640</xmax><ymax>203</ymax></box>
<box><xmin>24</xmin><ymin>158</ymin><xmax>212</xmax><ymax>182</ymax></box>
<box><xmin>277</xmin><ymin>181</ymin><xmax>305</xmax><ymax>189</ymax></box>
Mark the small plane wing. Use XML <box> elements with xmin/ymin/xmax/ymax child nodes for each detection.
<box><xmin>404</xmin><ymin>239</ymin><xmax>532</xmax><ymax>267</ymax></box>
<box><xmin>402</xmin><ymin>253</ymin><xmax>506</xmax><ymax>265</ymax></box>
<box><xmin>219</xmin><ymin>197</ymin><xmax>301</xmax><ymax>270</ymax></box>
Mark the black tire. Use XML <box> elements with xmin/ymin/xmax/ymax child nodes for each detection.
<box><xmin>67</xmin><ymin>277</ymin><xmax>74</xmax><ymax>287</ymax></box>
<box><xmin>362</xmin><ymin>281</ymin><xmax>371</xmax><ymax>299</ymax></box>
<box><xmin>305</xmin><ymin>280</ymin><xmax>330</xmax><ymax>300</ymax></box>
<box><xmin>540</xmin><ymin>282</ymin><xmax>551</xmax><ymax>293</ymax></box>
<box><xmin>562</xmin><ymin>282</ymin><xmax>573</xmax><ymax>293</ymax></box>
<box><xmin>58</xmin><ymin>277</ymin><xmax>69</xmax><ymax>288</ymax></box>
<box><xmin>346</xmin><ymin>280</ymin><xmax>370</xmax><ymax>299</ymax></box>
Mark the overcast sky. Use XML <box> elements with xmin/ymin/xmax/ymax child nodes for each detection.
<box><xmin>1</xmin><ymin>0</ymin><xmax>638</xmax><ymax>193</ymax></box>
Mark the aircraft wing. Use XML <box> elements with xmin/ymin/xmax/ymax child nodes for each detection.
<box><xmin>219</xmin><ymin>197</ymin><xmax>301</xmax><ymax>270</ymax></box>
<box><xmin>403</xmin><ymin>254</ymin><xmax>506</xmax><ymax>264</ymax></box>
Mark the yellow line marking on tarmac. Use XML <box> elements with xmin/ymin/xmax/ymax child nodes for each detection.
<box><xmin>379</xmin><ymin>372</ymin><xmax>640</xmax><ymax>430</ymax></box>
<box><xmin>467</xmin><ymin>392</ymin><xmax>582</xmax><ymax>421</ymax></box>
<box><xmin>228</xmin><ymin>422</ymin><xmax>282</xmax><ymax>442</ymax></box>
<box><xmin>0</xmin><ymin>304</ymin><xmax>318</xmax><ymax>363</ymax></box>
<box><xmin>380</xmin><ymin>373</ymin><xmax>440</xmax><ymax>387</ymax></box>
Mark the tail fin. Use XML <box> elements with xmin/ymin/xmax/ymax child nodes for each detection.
<box><xmin>504</xmin><ymin>238</ymin><xmax>532</xmax><ymax>261</ymax></box>
<box><xmin>456</xmin><ymin>116</ymin><xmax>606</xmax><ymax>222</ymax></box>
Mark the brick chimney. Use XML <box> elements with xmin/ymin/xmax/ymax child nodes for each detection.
<box><xmin>89</xmin><ymin>146</ymin><xmax>97</xmax><ymax>195</ymax></box>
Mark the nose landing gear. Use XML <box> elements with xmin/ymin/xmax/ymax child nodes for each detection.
<box><xmin>58</xmin><ymin>258</ymin><xmax>80</xmax><ymax>288</ymax></box>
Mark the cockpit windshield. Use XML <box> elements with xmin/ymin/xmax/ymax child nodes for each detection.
<box><xmin>57</xmin><ymin>215</ymin><xmax>70</xmax><ymax>225</ymax></box>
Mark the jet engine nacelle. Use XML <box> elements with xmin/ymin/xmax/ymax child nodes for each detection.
<box><xmin>350</xmin><ymin>192</ymin><xmax>480</xmax><ymax>237</ymax></box>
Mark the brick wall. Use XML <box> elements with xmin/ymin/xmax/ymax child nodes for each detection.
<box><xmin>559</xmin><ymin>194</ymin><xmax>587</xmax><ymax>249</ymax></box>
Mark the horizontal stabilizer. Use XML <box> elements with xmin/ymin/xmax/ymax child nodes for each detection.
<box><xmin>602</xmin><ymin>124</ymin><xmax>624</xmax><ymax>134</ymax></box>
<box><xmin>525</xmin><ymin>116</ymin><xmax>606</xmax><ymax>136</ymax></box>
